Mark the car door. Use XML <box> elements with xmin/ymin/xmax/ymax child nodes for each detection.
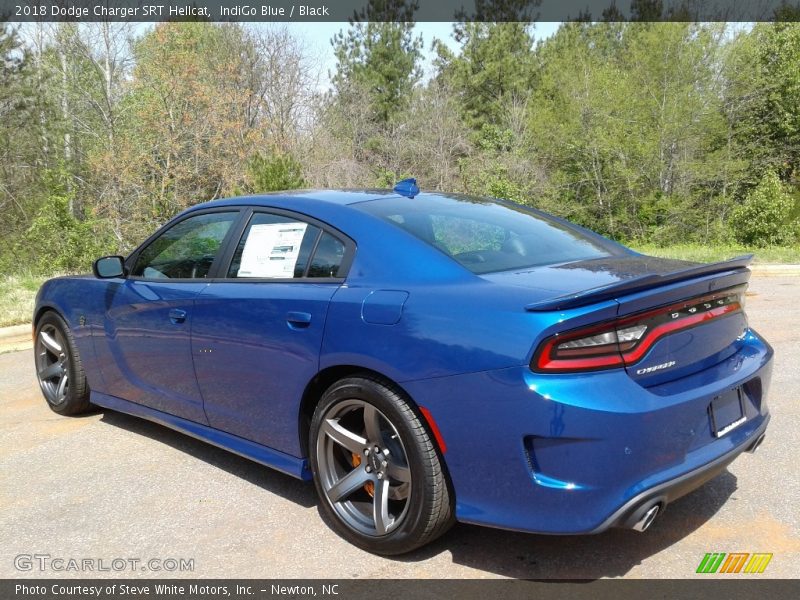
<box><xmin>191</xmin><ymin>208</ymin><xmax>353</xmax><ymax>455</ymax></box>
<box><xmin>98</xmin><ymin>210</ymin><xmax>241</xmax><ymax>423</ymax></box>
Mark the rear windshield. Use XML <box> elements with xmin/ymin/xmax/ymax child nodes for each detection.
<box><xmin>356</xmin><ymin>194</ymin><xmax>619</xmax><ymax>274</ymax></box>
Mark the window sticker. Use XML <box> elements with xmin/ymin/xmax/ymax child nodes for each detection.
<box><xmin>237</xmin><ymin>222</ymin><xmax>308</xmax><ymax>278</ymax></box>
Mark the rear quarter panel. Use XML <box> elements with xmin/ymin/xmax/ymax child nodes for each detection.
<box><xmin>321</xmin><ymin>278</ymin><xmax>623</xmax><ymax>384</ymax></box>
<box><xmin>317</xmin><ymin>207</ymin><xmax>624</xmax><ymax>383</ymax></box>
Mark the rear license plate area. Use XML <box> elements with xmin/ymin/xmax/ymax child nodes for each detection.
<box><xmin>709</xmin><ymin>387</ymin><xmax>746</xmax><ymax>438</ymax></box>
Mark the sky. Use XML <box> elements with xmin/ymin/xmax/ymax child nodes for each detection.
<box><xmin>282</xmin><ymin>21</ymin><xmax>563</xmax><ymax>90</ymax></box>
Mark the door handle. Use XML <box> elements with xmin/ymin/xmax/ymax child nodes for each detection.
<box><xmin>169</xmin><ymin>308</ymin><xmax>187</xmax><ymax>324</ymax></box>
<box><xmin>286</xmin><ymin>311</ymin><xmax>312</xmax><ymax>329</ymax></box>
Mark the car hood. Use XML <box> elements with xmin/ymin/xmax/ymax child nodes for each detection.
<box><xmin>480</xmin><ymin>255</ymin><xmax>698</xmax><ymax>299</ymax></box>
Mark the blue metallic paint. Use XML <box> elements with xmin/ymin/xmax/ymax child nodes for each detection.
<box><xmin>402</xmin><ymin>331</ymin><xmax>771</xmax><ymax>533</ymax></box>
<box><xmin>34</xmin><ymin>190</ymin><xmax>773</xmax><ymax>536</ymax></box>
<box><xmin>191</xmin><ymin>281</ymin><xmax>338</xmax><ymax>454</ymax></box>
<box><xmin>100</xmin><ymin>279</ymin><xmax>209</xmax><ymax>423</ymax></box>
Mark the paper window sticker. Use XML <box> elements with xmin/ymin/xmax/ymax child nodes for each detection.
<box><xmin>237</xmin><ymin>222</ymin><xmax>308</xmax><ymax>278</ymax></box>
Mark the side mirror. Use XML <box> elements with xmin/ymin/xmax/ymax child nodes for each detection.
<box><xmin>93</xmin><ymin>256</ymin><xmax>126</xmax><ymax>279</ymax></box>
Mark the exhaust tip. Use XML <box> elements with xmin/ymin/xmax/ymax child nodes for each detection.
<box><xmin>632</xmin><ymin>504</ymin><xmax>660</xmax><ymax>532</ymax></box>
<box><xmin>747</xmin><ymin>433</ymin><xmax>766</xmax><ymax>453</ymax></box>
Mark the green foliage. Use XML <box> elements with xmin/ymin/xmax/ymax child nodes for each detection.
<box><xmin>760</xmin><ymin>24</ymin><xmax>800</xmax><ymax>180</ymax></box>
<box><xmin>524</xmin><ymin>23</ymin><xmax>745</xmax><ymax>243</ymax></box>
<box><xmin>462</xmin><ymin>162</ymin><xmax>526</xmax><ymax>204</ymax></box>
<box><xmin>0</xmin><ymin>24</ymin><xmax>29</xmax><ymax>124</ymax></box>
<box><xmin>730</xmin><ymin>171</ymin><xmax>799</xmax><ymax>247</ymax></box>
<box><xmin>23</xmin><ymin>174</ymin><xmax>115</xmax><ymax>274</ymax></box>
<box><xmin>247</xmin><ymin>152</ymin><xmax>306</xmax><ymax>192</ymax></box>
<box><xmin>0</xmin><ymin>23</ymin><xmax>41</xmax><ymax>265</ymax></box>
<box><xmin>434</xmin><ymin>22</ymin><xmax>536</xmax><ymax>130</ymax></box>
<box><xmin>331</xmin><ymin>1</ymin><xmax>422</xmax><ymax>124</ymax></box>
<box><xmin>373</xmin><ymin>168</ymin><xmax>398</xmax><ymax>188</ymax></box>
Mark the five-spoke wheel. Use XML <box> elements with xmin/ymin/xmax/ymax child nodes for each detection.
<box><xmin>309</xmin><ymin>376</ymin><xmax>453</xmax><ymax>555</ymax></box>
<box><xmin>36</xmin><ymin>323</ymin><xmax>70</xmax><ymax>406</ymax></box>
<box><xmin>34</xmin><ymin>312</ymin><xmax>91</xmax><ymax>415</ymax></box>
<box><xmin>316</xmin><ymin>399</ymin><xmax>412</xmax><ymax>536</ymax></box>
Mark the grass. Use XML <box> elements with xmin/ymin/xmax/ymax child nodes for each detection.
<box><xmin>0</xmin><ymin>273</ymin><xmax>51</xmax><ymax>328</ymax></box>
<box><xmin>630</xmin><ymin>244</ymin><xmax>800</xmax><ymax>264</ymax></box>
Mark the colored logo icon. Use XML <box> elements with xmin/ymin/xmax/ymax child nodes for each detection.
<box><xmin>696</xmin><ymin>552</ymin><xmax>773</xmax><ymax>574</ymax></box>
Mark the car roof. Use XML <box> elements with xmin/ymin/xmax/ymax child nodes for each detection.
<box><xmin>182</xmin><ymin>190</ymin><xmax>482</xmax><ymax>285</ymax></box>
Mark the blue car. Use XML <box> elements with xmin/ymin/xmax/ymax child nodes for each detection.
<box><xmin>33</xmin><ymin>182</ymin><xmax>772</xmax><ymax>554</ymax></box>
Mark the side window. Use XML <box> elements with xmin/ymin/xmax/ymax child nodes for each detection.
<box><xmin>307</xmin><ymin>232</ymin><xmax>346</xmax><ymax>278</ymax></box>
<box><xmin>131</xmin><ymin>212</ymin><xmax>237</xmax><ymax>279</ymax></box>
<box><xmin>228</xmin><ymin>213</ymin><xmax>321</xmax><ymax>279</ymax></box>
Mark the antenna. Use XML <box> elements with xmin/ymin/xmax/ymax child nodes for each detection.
<box><xmin>393</xmin><ymin>178</ymin><xmax>420</xmax><ymax>198</ymax></box>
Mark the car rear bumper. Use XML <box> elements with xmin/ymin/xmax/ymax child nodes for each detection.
<box><xmin>590</xmin><ymin>414</ymin><xmax>768</xmax><ymax>533</ymax></box>
<box><xmin>402</xmin><ymin>329</ymin><xmax>773</xmax><ymax>534</ymax></box>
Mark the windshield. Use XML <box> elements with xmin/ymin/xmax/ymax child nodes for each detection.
<box><xmin>356</xmin><ymin>194</ymin><xmax>621</xmax><ymax>274</ymax></box>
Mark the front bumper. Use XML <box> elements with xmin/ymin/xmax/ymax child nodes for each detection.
<box><xmin>402</xmin><ymin>330</ymin><xmax>773</xmax><ymax>534</ymax></box>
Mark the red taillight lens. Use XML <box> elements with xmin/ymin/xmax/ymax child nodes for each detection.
<box><xmin>533</xmin><ymin>286</ymin><xmax>746</xmax><ymax>372</ymax></box>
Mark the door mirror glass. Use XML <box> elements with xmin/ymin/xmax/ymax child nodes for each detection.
<box><xmin>93</xmin><ymin>256</ymin><xmax>125</xmax><ymax>279</ymax></box>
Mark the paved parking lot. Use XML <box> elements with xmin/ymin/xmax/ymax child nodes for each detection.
<box><xmin>1</xmin><ymin>275</ymin><xmax>798</xmax><ymax>579</ymax></box>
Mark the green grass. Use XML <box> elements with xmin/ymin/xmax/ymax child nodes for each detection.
<box><xmin>0</xmin><ymin>273</ymin><xmax>50</xmax><ymax>327</ymax></box>
<box><xmin>630</xmin><ymin>244</ymin><xmax>800</xmax><ymax>264</ymax></box>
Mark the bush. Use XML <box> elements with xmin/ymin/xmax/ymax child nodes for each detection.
<box><xmin>247</xmin><ymin>152</ymin><xmax>306</xmax><ymax>192</ymax></box>
<box><xmin>24</xmin><ymin>192</ymin><xmax>115</xmax><ymax>274</ymax></box>
<box><xmin>730</xmin><ymin>171</ymin><xmax>798</xmax><ymax>247</ymax></box>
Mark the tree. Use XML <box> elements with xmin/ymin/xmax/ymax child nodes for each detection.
<box><xmin>0</xmin><ymin>23</ymin><xmax>40</xmax><ymax>272</ymax></box>
<box><xmin>331</xmin><ymin>0</ymin><xmax>422</xmax><ymax>124</ymax></box>
<box><xmin>434</xmin><ymin>22</ymin><xmax>536</xmax><ymax>131</ymax></box>
<box><xmin>734</xmin><ymin>23</ymin><xmax>800</xmax><ymax>184</ymax></box>
<box><xmin>524</xmin><ymin>22</ymin><xmax>735</xmax><ymax>243</ymax></box>
<box><xmin>246</xmin><ymin>152</ymin><xmax>306</xmax><ymax>192</ymax></box>
<box><xmin>23</xmin><ymin>168</ymin><xmax>115</xmax><ymax>273</ymax></box>
<box><xmin>730</xmin><ymin>171</ymin><xmax>798</xmax><ymax>246</ymax></box>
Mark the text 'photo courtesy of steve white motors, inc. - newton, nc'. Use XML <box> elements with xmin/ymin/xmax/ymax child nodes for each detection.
<box><xmin>14</xmin><ymin>583</ymin><xmax>340</xmax><ymax>597</ymax></box>
<box><xmin>15</xmin><ymin>3</ymin><xmax>330</xmax><ymax>19</ymax></box>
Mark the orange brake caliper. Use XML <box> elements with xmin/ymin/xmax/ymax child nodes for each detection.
<box><xmin>351</xmin><ymin>453</ymin><xmax>375</xmax><ymax>497</ymax></box>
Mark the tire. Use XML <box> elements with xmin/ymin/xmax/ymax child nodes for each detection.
<box><xmin>34</xmin><ymin>311</ymin><xmax>91</xmax><ymax>416</ymax></box>
<box><xmin>309</xmin><ymin>376</ymin><xmax>454</xmax><ymax>555</ymax></box>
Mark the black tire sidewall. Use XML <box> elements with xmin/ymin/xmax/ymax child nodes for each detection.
<box><xmin>309</xmin><ymin>377</ymin><xmax>443</xmax><ymax>555</ymax></box>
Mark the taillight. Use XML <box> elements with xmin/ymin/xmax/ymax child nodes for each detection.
<box><xmin>532</xmin><ymin>286</ymin><xmax>746</xmax><ymax>372</ymax></box>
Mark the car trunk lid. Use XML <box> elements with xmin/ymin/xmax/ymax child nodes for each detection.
<box><xmin>484</xmin><ymin>255</ymin><xmax>752</xmax><ymax>385</ymax></box>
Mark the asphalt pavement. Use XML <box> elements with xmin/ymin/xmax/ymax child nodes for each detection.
<box><xmin>1</xmin><ymin>275</ymin><xmax>798</xmax><ymax>579</ymax></box>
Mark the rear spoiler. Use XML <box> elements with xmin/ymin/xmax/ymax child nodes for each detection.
<box><xmin>525</xmin><ymin>255</ymin><xmax>753</xmax><ymax>312</ymax></box>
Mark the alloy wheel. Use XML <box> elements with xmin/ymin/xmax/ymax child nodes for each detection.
<box><xmin>316</xmin><ymin>399</ymin><xmax>412</xmax><ymax>536</ymax></box>
<box><xmin>36</xmin><ymin>324</ymin><xmax>70</xmax><ymax>406</ymax></box>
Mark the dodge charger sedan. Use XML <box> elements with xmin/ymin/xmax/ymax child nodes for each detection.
<box><xmin>34</xmin><ymin>180</ymin><xmax>772</xmax><ymax>554</ymax></box>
